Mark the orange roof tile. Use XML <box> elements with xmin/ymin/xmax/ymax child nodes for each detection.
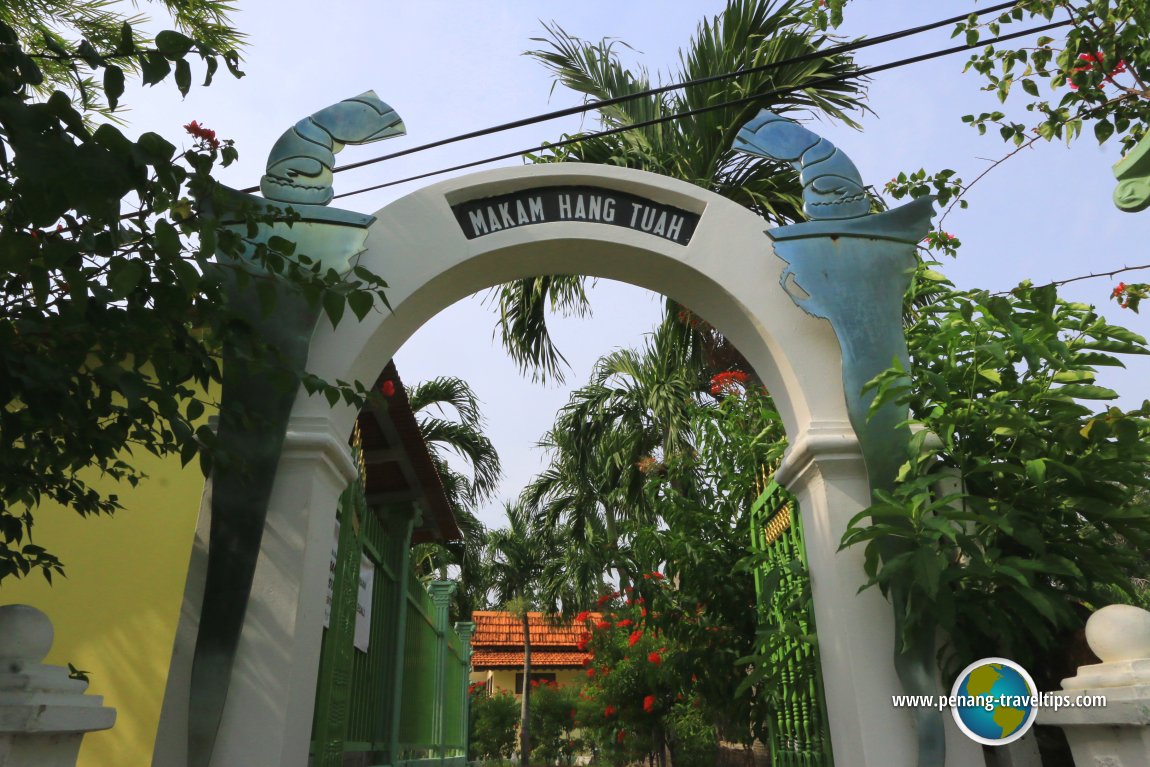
<box><xmin>470</xmin><ymin>611</ymin><xmax>597</xmax><ymax>649</ymax></box>
<box><xmin>471</xmin><ymin>650</ymin><xmax>591</xmax><ymax>669</ymax></box>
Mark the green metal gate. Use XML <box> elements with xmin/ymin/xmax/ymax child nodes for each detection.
<box><xmin>749</xmin><ymin>477</ymin><xmax>834</xmax><ymax>767</ymax></box>
<box><xmin>310</xmin><ymin>429</ymin><xmax>473</xmax><ymax>767</ymax></box>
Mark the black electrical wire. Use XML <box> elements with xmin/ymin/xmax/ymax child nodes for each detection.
<box><xmin>330</xmin><ymin>17</ymin><xmax>1072</xmax><ymax>201</ymax></box>
<box><xmin>236</xmin><ymin>0</ymin><xmax>1023</xmax><ymax>194</ymax></box>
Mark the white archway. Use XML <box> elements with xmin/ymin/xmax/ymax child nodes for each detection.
<box><xmin>155</xmin><ymin>163</ymin><xmax>980</xmax><ymax>767</ymax></box>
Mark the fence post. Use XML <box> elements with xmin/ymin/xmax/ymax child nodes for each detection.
<box><xmin>0</xmin><ymin>604</ymin><xmax>116</xmax><ymax>767</ymax></box>
<box><xmin>429</xmin><ymin>581</ymin><xmax>457</xmax><ymax>765</ymax></box>
<box><xmin>384</xmin><ymin>502</ymin><xmax>420</xmax><ymax>766</ymax></box>
<box><xmin>455</xmin><ymin>621</ymin><xmax>475</xmax><ymax>763</ymax></box>
<box><xmin>1039</xmin><ymin>603</ymin><xmax>1150</xmax><ymax>765</ymax></box>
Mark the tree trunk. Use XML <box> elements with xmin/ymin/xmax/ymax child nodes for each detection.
<box><xmin>520</xmin><ymin>611</ymin><xmax>532</xmax><ymax>767</ymax></box>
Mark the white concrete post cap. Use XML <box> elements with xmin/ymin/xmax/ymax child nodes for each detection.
<box><xmin>1086</xmin><ymin>603</ymin><xmax>1150</xmax><ymax>663</ymax></box>
<box><xmin>0</xmin><ymin>604</ymin><xmax>53</xmax><ymax>664</ymax></box>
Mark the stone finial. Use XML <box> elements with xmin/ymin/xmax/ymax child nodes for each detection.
<box><xmin>1087</xmin><ymin>603</ymin><xmax>1150</xmax><ymax>663</ymax></box>
<box><xmin>0</xmin><ymin>604</ymin><xmax>54</xmax><ymax>668</ymax></box>
<box><xmin>1060</xmin><ymin>603</ymin><xmax>1150</xmax><ymax>691</ymax></box>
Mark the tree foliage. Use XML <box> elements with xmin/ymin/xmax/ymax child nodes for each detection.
<box><xmin>844</xmin><ymin>261</ymin><xmax>1150</xmax><ymax>682</ymax></box>
<box><xmin>0</xmin><ymin>8</ymin><xmax>389</xmax><ymax>582</ymax></box>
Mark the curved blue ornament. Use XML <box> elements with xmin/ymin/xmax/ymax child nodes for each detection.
<box><xmin>261</xmin><ymin>90</ymin><xmax>405</xmax><ymax>205</ymax></box>
<box><xmin>734</xmin><ymin>109</ymin><xmax>943</xmax><ymax>767</ymax></box>
<box><xmin>735</xmin><ymin>110</ymin><xmax>870</xmax><ymax>220</ymax></box>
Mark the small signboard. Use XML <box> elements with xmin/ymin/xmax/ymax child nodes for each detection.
<box><xmin>323</xmin><ymin>521</ymin><xmax>375</xmax><ymax>653</ymax></box>
<box><xmin>451</xmin><ymin>185</ymin><xmax>701</xmax><ymax>246</ymax></box>
<box><xmin>354</xmin><ymin>556</ymin><xmax>374</xmax><ymax>653</ymax></box>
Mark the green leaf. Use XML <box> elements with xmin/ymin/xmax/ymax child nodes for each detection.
<box><xmin>266</xmin><ymin>235</ymin><xmax>297</xmax><ymax>256</ymax></box>
<box><xmin>155</xmin><ymin>30</ymin><xmax>195</xmax><ymax>58</ymax></box>
<box><xmin>1024</xmin><ymin>459</ymin><xmax>1047</xmax><ymax>485</ymax></box>
<box><xmin>174</xmin><ymin>59</ymin><xmax>192</xmax><ymax>97</ymax></box>
<box><xmin>154</xmin><ymin>219</ymin><xmax>181</xmax><ymax>259</ymax></box>
<box><xmin>134</xmin><ymin>132</ymin><xmax>176</xmax><ymax>165</ymax></box>
<box><xmin>348</xmin><ymin>291</ymin><xmax>374</xmax><ymax>321</ymax></box>
<box><xmin>323</xmin><ymin>290</ymin><xmax>345</xmax><ymax>327</ymax></box>
<box><xmin>1094</xmin><ymin>120</ymin><xmax>1115</xmax><ymax>144</ymax></box>
<box><xmin>140</xmin><ymin>51</ymin><xmax>171</xmax><ymax>86</ymax></box>
<box><xmin>107</xmin><ymin>259</ymin><xmax>147</xmax><ymax>298</ymax></box>
<box><xmin>1055</xmin><ymin>383</ymin><xmax>1119</xmax><ymax>400</ymax></box>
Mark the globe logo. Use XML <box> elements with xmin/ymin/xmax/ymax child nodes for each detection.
<box><xmin>950</xmin><ymin>658</ymin><xmax>1038</xmax><ymax>745</ymax></box>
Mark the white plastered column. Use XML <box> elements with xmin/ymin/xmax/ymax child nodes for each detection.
<box><xmin>152</xmin><ymin>416</ymin><xmax>359</xmax><ymax>767</ymax></box>
<box><xmin>156</xmin><ymin>163</ymin><xmax>978</xmax><ymax>766</ymax></box>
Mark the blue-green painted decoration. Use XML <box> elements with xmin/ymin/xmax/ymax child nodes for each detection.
<box><xmin>734</xmin><ymin>111</ymin><xmax>941</xmax><ymax>767</ymax></box>
<box><xmin>188</xmin><ymin>92</ymin><xmax>405</xmax><ymax>767</ymax></box>
<box><xmin>1113</xmin><ymin>132</ymin><xmax>1150</xmax><ymax>213</ymax></box>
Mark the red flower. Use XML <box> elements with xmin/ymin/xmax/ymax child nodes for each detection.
<box><xmin>595</xmin><ymin>620</ymin><xmax>613</xmax><ymax>631</ymax></box>
<box><xmin>641</xmin><ymin>607</ymin><xmax>648</xmax><ymax>618</ymax></box>
<box><xmin>629</xmin><ymin>630</ymin><xmax>644</xmax><ymax>647</ymax></box>
<box><xmin>587</xmin><ymin>667</ymin><xmax>596</xmax><ymax>678</ymax></box>
<box><xmin>575</xmin><ymin>611</ymin><xmax>591</xmax><ymax>623</ymax></box>
<box><xmin>596</xmin><ymin>594</ymin><xmax>612</xmax><ymax>606</ymax></box>
<box><xmin>616</xmin><ymin>730</ymin><xmax>626</xmax><ymax>744</ymax></box>
<box><xmin>183</xmin><ymin>120</ymin><xmax>221</xmax><ymax>150</ymax></box>
<box><xmin>380</xmin><ymin>380</ymin><xmax>396</xmax><ymax>397</ymax></box>
<box><xmin>617</xmin><ymin>619</ymin><xmax>633</xmax><ymax>628</ymax></box>
<box><xmin>643</xmin><ymin>694</ymin><xmax>656</xmax><ymax>713</ymax></box>
<box><xmin>604</xmin><ymin>705</ymin><xmax>617</xmax><ymax>718</ymax></box>
<box><xmin>648</xmin><ymin>651</ymin><xmax>662</xmax><ymax>665</ymax></box>
<box><xmin>1113</xmin><ymin>282</ymin><xmax>1127</xmax><ymax>298</ymax></box>
<box><xmin>708</xmin><ymin>370</ymin><xmax>750</xmax><ymax>396</ymax></box>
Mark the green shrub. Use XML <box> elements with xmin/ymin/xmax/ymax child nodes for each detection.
<box><xmin>469</xmin><ymin>684</ymin><xmax>519</xmax><ymax>761</ymax></box>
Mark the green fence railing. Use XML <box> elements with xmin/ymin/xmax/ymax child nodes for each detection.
<box><xmin>749</xmin><ymin>478</ymin><xmax>834</xmax><ymax>767</ymax></box>
<box><xmin>311</xmin><ymin>453</ymin><xmax>472</xmax><ymax>767</ymax></box>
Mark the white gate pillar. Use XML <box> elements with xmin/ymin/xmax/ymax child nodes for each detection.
<box><xmin>779</xmin><ymin>424</ymin><xmax>985</xmax><ymax>766</ymax></box>
<box><xmin>152</xmin><ymin>416</ymin><xmax>359</xmax><ymax>767</ymax></box>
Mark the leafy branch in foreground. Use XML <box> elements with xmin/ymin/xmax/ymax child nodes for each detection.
<box><xmin>0</xmin><ymin>16</ymin><xmax>389</xmax><ymax>583</ymax></box>
<box><xmin>843</xmin><ymin>259</ymin><xmax>1150</xmax><ymax>683</ymax></box>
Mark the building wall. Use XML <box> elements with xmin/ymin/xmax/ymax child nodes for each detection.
<box><xmin>469</xmin><ymin>667</ymin><xmax>586</xmax><ymax>696</ymax></box>
<box><xmin>0</xmin><ymin>441</ymin><xmax>209</xmax><ymax>767</ymax></box>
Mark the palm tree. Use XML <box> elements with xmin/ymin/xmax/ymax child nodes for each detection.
<box><xmin>486</xmin><ymin>501</ymin><xmax>551</xmax><ymax>767</ymax></box>
<box><xmin>407</xmin><ymin>376</ymin><xmax>502</xmax><ymax>615</ymax></box>
<box><xmin>526</xmin><ymin>317</ymin><xmax>709</xmax><ymax>587</ymax></box>
<box><xmin>495</xmin><ymin>0</ymin><xmax>868</xmax><ymax>381</ymax></box>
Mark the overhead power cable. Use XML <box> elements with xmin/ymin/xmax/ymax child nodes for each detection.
<box><xmin>331</xmin><ymin>17</ymin><xmax>1073</xmax><ymax>201</ymax></box>
<box><xmin>236</xmin><ymin>0</ymin><xmax>1023</xmax><ymax>194</ymax></box>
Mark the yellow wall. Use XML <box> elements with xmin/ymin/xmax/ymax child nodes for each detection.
<box><xmin>470</xmin><ymin>668</ymin><xmax>586</xmax><ymax>696</ymax></box>
<box><xmin>0</xmin><ymin>445</ymin><xmax>208</xmax><ymax>767</ymax></box>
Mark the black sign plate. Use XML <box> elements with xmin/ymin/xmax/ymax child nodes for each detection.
<box><xmin>451</xmin><ymin>185</ymin><xmax>701</xmax><ymax>246</ymax></box>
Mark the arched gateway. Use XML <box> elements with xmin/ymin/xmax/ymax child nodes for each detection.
<box><xmin>154</xmin><ymin>98</ymin><xmax>983</xmax><ymax>767</ymax></box>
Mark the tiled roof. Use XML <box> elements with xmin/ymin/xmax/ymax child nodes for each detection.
<box><xmin>471</xmin><ymin>611</ymin><xmax>596</xmax><ymax>648</ymax></box>
<box><xmin>471</xmin><ymin>650</ymin><xmax>590</xmax><ymax>668</ymax></box>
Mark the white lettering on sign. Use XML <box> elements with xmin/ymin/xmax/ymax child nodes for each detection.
<box><xmin>454</xmin><ymin>187</ymin><xmax>700</xmax><ymax>245</ymax></box>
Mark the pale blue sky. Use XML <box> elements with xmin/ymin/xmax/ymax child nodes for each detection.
<box><xmin>121</xmin><ymin>1</ymin><xmax>1150</xmax><ymax>529</ymax></box>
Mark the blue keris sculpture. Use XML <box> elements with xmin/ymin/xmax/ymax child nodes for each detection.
<box><xmin>189</xmin><ymin>91</ymin><xmax>404</xmax><ymax>767</ymax></box>
<box><xmin>734</xmin><ymin>111</ymin><xmax>942</xmax><ymax>767</ymax></box>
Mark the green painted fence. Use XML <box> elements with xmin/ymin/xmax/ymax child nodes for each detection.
<box><xmin>749</xmin><ymin>478</ymin><xmax>834</xmax><ymax>767</ymax></box>
<box><xmin>311</xmin><ymin>465</ymin><xmax>473</xmax><ymax>767</ymax></box>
